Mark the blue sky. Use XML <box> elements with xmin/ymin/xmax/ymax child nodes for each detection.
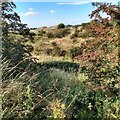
<box><xmin>14</xmin><ymin>0</ymin><xmax>119</xmax><ymax>28</ymax></box>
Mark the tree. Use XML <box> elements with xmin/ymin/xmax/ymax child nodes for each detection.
<box><xmin>77</xmin><ymin>2</ymin><xmax>120</xmax><ymax>90</ymax></box>
<box><xmin>1</xmin><ymin>1</ymin><xmax>35</xmax><ymax>79</ymax></box>
<box><xmin>57</xmin><ymin>23</ymin><xmax>65</xmax><ymax>29</ymax></box>
<box><xmin>74</xmin><ymin>3</ymin><xmax>120</xmax><ymax>119</ymax></box>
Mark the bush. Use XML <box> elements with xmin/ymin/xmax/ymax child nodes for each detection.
<box><xmin>44</xmin><ymin>48</ymin><xmax>53</xmax><ymax>55</ymax></box>
<box><xmin>46</xmin><ymin>32</ymin><xmax>54</xmax><ymax>38</ymax></box>
<box><xmin>57</xmin><ymin>23</ymin><xmax>65</xmax><ymax>29</ymax></box>
<box><xmin>52</xmin><ymin>46</ymin><xmax>61</xmax><ymax>56</ymax></box>
<box><xmin>44</xmin><ymin>42</ymin><xmax>66</xmax><ymax>57</ymax></box>
<box><xmin>75</xmin><ymin>89</ymin><xmax>120</xmax><ymax>119</ymax></box>
<box><xmin>52</xmin><ymin>42</ymin><xmax>57</xmax><ymax>46</ymax></box>
<box><xmin>72</xmin><ymin>39</ymin><xmax>77</xmax><ymax>43</ymax></box>
<box><xmin>81</xmin><ymin>22</ymin><xmax>90</xmax><ymax>28</ymax></box>
<box><xmin>54</xmin><ymin>29</ymin><xmax>70</xmax><ymax>38</ymax></box>
<box><xmin>38</xmin><ymin>29</ymin><xmax>46</xmax><ymax>36</ymax></box>
<box><xmin>71</xmin><ymin>28</ymin><xmax>79</xmax><ymax>39</ymax></box>
<box><xmin>47</xmin><ymin>29</ymin><xmax>70</xmax><ymax>38</ymax></box>
<box><xmin>79</xmin><ymin>33</ymin><xmax>88</xmax><ymax>38</ymax></box>
<box><xmin>70</xmin><ymin>47</ymin><xmax>83</xmax><ymax>59</ymax></box>
<box><xmin>71</xmin><ymin>33</ymin><xmax>78</xmax><ymax>39</ymax></box>
<box><xmin>51</xmin><ymin>42</ymin><xmax>66</xmax><ymax>56</ymax></box>
<box><xmin>59</xmin><ymin>50</ymin><xmax>66</xmax><ymax>57</ymax></box>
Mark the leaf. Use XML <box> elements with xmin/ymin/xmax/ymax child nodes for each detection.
<box><xmin>111</xmin><ymin>114</ymin><xmax>117</xmax><ymax>119</ymax></box>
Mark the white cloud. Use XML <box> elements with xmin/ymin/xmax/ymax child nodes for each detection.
<box><xmin>13</xmin><ymin>0</ymin><xmax>119</xmax><ymax>2</ymax></box>
<box><xmin>57</xmin><ymin>2</ymin><xmax>91</xmax><ymax>5</ymax></box>
<box><xmin>28</xmin><ymin>8</ymin><xmax>34</xmax><ymax>11</ymax></box>
<box><xmin>21</xmin><ymin>11</ymin><xmax>40</xmax><ymax>16</ymax></box>
<box><xmin>57</xmin><ymin>0</ymin><xmax>118</xmax><ymax>5</ymax></box>
<box><xmin>50</xmin><ymin>10</ymin><xmax>56</xmax><ymax>13</ymax></box>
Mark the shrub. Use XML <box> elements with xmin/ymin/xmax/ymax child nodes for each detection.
<box><xmin>38</xmin><ymin>29</ymin><xmax>46</xmax><ymax>36</ymax></box>
<box><xmin>51</xmin><ymin>42</ymin><xmax>67</xmax><ymax>56</ymax></box>
<box><xmin>79</xmin><ymin>33</ymin><xmax>89</xmax><ymax>38</ymax></box>
<box><xmin>45</xmin><ymin>43</ymin><xmax>66</xmax><ymax>57</ymax></box>
<box><xmin>75</xmin><ymin>89</ymin><xmax>120</xmax><ymax>119</ymax></box>
<box><xmin>59</xmin><ymin>50</ymin><xmax>66</xmax><ymax>57</ymax></box>
<box><xmin>47</xmin><ymin>29</ymin><xmax>70</xmax><ymax>38</ymax></box>
<box><xmin>52</xmin><ymin>42</ymin><xmax>57</xmax><ymax>46</ymax></box>
<box><xmin>52</xmin><ymin>46</ymin><xmax>61</xmax><ymax>56</ymax></box>
<box><xmin>70</xmin><ymin>47</ymin><xmax>83</xmax><ymax>59</ymax></box>
<box><xmin>76</xmin><ymin>3</ymin><xmax>120</xmax><ymax>119</ymax></box>
<box><xmin>71</xmin><ymin>33</ymin><xmax>78</xmax><ymax>39</ymax></box>
<box><xmin>57</xmin><ymin>23</ymin><xmax>65</xmax><ymax>29</ymax></box>
<box><xmin>54</xmin><ymin>29</ymin><xmax>70</xmax><ymax>38</ymax></box>
<box><xmin>81</xmin><ymin>22</ymin><xmax>90</xmax><ymax>28</ymax></box>
<box><xmin>46</xmin><ymin>32</ymin><xmax>54</xmax><ymax>38</ymax></box>
<box><xmin>51</xmin><ymin>42</ymin><xmax>60</xmax><ymax>56</ymax></box>
<box><xmin>71</xmin><ymin>28</ymin><xmax>79</xmax><ymax>39</ymax></box>
<box><xmin>44</xmin><ymin>48</ymin><xmax>53</xmax><ymax>55</ymax></box>
<box><xmin>72</xmin><ymin>39</ymin><xmax>77</xmax><ymax>43</ymax></box>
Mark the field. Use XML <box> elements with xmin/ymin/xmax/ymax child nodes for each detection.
<box><xmin>1</xmin><ymin>2</ymin><xmax>120</xmax><ymax>120</ymax></box>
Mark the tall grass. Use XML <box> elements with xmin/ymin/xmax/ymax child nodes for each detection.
<box><xmin>1</xmin><ymin>58</ymin><xmax>84</xmax><ymax>119</ymax></box>
<box><xmin>1</xmin><ymin>58</ymin><xmax>120</xmax><ymax>119</ymax></box>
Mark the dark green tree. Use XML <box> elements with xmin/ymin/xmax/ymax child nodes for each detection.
<box><xmin>57</xmin><ymin>23</ymin><xmax>65</xmax><ymax>29</ymax></box>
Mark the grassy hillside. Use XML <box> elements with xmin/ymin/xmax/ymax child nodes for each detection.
<box><xmin>26</xmin><ymin>25</ymin><xmax>86</xmax><ymax>63</ymax></box>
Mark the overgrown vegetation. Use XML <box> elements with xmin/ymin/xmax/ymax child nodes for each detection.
<box><xmin>46</xmin><ymin>28</ymin><xmax>70</xmax><ymax>38</ymax></box>
<box><xmin>1</xmin><ymin>1</ymin><xmax>120</xmax><ymax>120</ymax></box>
<box><xmin>57</xmin><ymin>23</ymin><xmax>65</xmax><ymax>29</ymax></box>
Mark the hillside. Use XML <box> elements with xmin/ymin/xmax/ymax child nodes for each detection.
<box><xmin>2</xmin><ymin>2</ymin><xmax>120</xmax><ymax>119</ymax></box>
<box><xmin>27</xmin><ymin>24</ymin><xmax>88</xmax><ymax>62</ymax></box>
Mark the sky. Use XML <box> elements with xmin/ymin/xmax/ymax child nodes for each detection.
<box><xmin>14</xmin><ymin>0</ymin><xmax>119</xmax><ymax>28</ymax></box>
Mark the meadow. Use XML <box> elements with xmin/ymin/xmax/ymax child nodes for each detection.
<box><xmin>1</xmin><ymin>2</ymin><xmax>120</xmax><ymax>119</ymax></box>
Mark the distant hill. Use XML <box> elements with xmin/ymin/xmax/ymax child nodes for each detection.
<box><xmin>29</xmin><ymin>23</ymin><xmax>86</xmax><ymax>62</ymax></box>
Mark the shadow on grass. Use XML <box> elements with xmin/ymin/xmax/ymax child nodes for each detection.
<box><xmin>3</xmin><ymin>59</ymin><xmax>82</xmax><ymax>80</ymax></box>
<box><xmin>39</xmin><ymin>61</ymin><xmax>80</xmax><ymax>72</ymax></box>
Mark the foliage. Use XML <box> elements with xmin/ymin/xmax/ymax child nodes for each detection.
<box><xmin>70</xmin><ymin>28</ymin><xmax>79</xmax><ymax>39</ymax></box>
<box><xmin>70</xmin><ymin>47</ymin><xmax>83</xmax><ymax>59</ymax></box>
<box><xmin>48</xmin><ymin>99</ymin><xmax>66</xmax><ymax>118</ymax></box>
<box><xmin>44</xmin><ymin>42</ymin><xmax>66</xmax><ymax>57</ymax></box>
<box><xmin>2</xmin><ymin>59</ymin><xmax>82</xmax><ymax>119</ymax></box>
<box><xmin>54</xmin><ymin>28</ymin><xmax>70</xmax><ymax>38</ymax></box>
<box><xmin>44</xmin><ymin>48</ymin><xmax>53</xmax><ymax>55</ymax></box>
<box><xmin>47</xmin><ymin>28</ymin><xmax>70</xmax><ymax>38</ymax></box>
<box><xmin>81</xmin><ymin>22</ymin><xmax>90</xmax><ymax>28</ymax></box>
<box><xmin>57</xmin><ymin>23</ymin><xmax>65</xmax><ymax>29</ymax></box>
<box><xmin>38</xmin><ymin>29</ymin><xmax>46</xmax><ymax>36</ymax></box>
<box><xmin>46</xmin><ymin>32</ymin><xmax>54</xmax><ymax>38</ymax></box>
<box><xmin>1</xmin><ymin>1</ymin><xmax>120</xmax><ymax>120</ymax></box>
<box><xmin>1</xmin><ymin>1</ymin><xmax>36</xmax><ymax>81</ymax></box>
<box><xmin>78</xmin><ymin>2</ymin><xmax>119</xmax><ymax>84</ymax></box>
<box><xmin>2</xmin><ymin>2</ymin><xmax>34</xmax><ymax>67</ymax></box>
<box><xmin>74</xmin><ymin>2</ymin><xmax>120</xmax><ymax>119</ymax></box>
<box><xmin>74</xmin><ymin>90</ymin><xmax>120</xmax><ymax>119</ymax></box>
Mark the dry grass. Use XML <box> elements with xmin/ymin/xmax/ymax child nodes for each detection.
<box><xmin>27</xmin><ymin>26</ymin><xmax>85</xmax><ymax>63</ymax></box>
